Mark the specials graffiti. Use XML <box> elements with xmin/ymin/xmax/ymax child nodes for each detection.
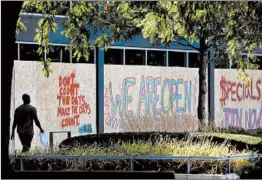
<box><xmin>219</xmin><ymin>76</ymin><xmax>261</xmax><ymax>106</ymax></box>
<box><xmin>57</xmin><ymin>72</ymin><xmax>92</xmax><ymax>132</ymax></box>
<box><xmin>219</xmin><ymin>76</ymin><xmax>262</xmax><ymax>129</ymax></box>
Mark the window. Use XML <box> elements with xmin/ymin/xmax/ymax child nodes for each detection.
<box><xmin>20</xmin><ymin>44</ymin><xmax>42</xmax><ymax>61</ymax></box>
<box><xmin>62</xmin><ymin>47</ymin><xmax>70</xmax><ymax>63</ymax></box>
<box><xmin>257</xmin><ymin>56</ymin><xmax>262</xmax><ymax>70</ymax></box>
<box><xmin>189</xmin><ymin>53</ymin><xmax>199</xmax><ymax>68</ymax></box>
<box><xmin>168</xmin><ymin>52</ymin><xmax>185</xmax><ymax>67</ymax></box>
<box><xmin>125</xmin><ymin>50</ymin><xmax>145</xmax><ymax>65</ymax></box>
<box><xmin>105</xmin><ymin>49</ymin><xmax>123</xmax><ymax>65</ymax></box>
<box><xmin>147</xmin><ymin>50</ymin><xmax>165</xmax><ymax>66</ymax></box>
<box><xmin>215</xmin><ymin>57</ymin><xmax>229</xmax><ymax>69</ymax></box>
<box><xmin>48</xmin><ymin>46</ymin><xmax>63</xmax><ymax>62</ymax></box>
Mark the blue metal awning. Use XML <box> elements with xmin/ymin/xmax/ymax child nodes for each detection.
<box><xmin>16</xmin><ymin>13</ymin><xmax>262</xmax><ymax>54</ymax></box>
<box><xmin>16</xmin><ymin>13</ymin><xmax>199</xmax><ymax>51</ymax></box>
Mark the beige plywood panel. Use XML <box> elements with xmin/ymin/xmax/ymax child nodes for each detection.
<box><xmin>215</xmin><ymin>69</ymin><xmax>262</xmax><ymax>129</ymax></box>
<box><xmin>10</xmin><ymin>61</ymin><xmax>96</xmax><ymax>151</ymax></box>
<box><xmin>104</xmin><ymin>65</ymin><xmax>200</xmax><ymax>133</ymax></box>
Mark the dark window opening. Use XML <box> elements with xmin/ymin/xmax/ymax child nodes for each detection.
<box><xmin>105</xmin><ymin>49</ymin><xmax>123</xmax><ymax>65</ymax></box>
<box><xmin>257</xmin><ymin>56</ymin><xmax>262</xmax><ymax>70</ymax></box>
<box><xmin>20</xmin><ymin>44</ymin><xmax>42</xmax><ymax>61</ymax></box>
<box><xmin>48</xmin><ymin>46</ymin><xmax>63</xmax><ymax>62</ymax></box>
<box><xmin>168</xmin><ymin>52</ymin><xmax>185</xmax><ymax>67</ymax></box>
<box><xmin>189</xmin><ymin>53</ymin><xmax>199</xmax><ymax>68</ymax></box>
<box><xmin>231</xmin><ymin>62</ymin><xmax>237</xmax><ymax>69</ymax></box>
<box><xmin>215</xmin><ymin>58</ymin><xmax>229</xmax><ymax>69</ymax></box>
<box><xmin>125</xmin><ymin>50</ymin><xmax>145</xmax><ymax>65</ymax></box>
<box><xmin>62</xmin><ymin>48</ymin><xmax>70</xmax><ymax>63</ymax></box>
<box><xmin>147</xmin><ymin>50</ymin><xmax>165</xmax><ymax>66</ymax></box>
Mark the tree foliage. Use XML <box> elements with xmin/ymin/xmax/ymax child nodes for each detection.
<box><xmin>18</xmin><ymin>1</ymin><xmax>262</xmax><ymax>76</ymax></box>
<box><xmin>17</xmin><ymin>1</ymin><xmax>262</xmax><ymax>123</ymax></box>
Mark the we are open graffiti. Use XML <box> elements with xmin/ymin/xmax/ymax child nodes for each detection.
<box><xmin>57</xmin><ymin>72</ymin><xmax>91</xmax><ymax>129</ymax></box>
<box><xmin>104</xmin><ymin>75</ymin><xmax>198</xmax><ymax>130</ymax></box>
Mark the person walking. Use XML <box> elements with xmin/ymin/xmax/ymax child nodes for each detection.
<box><xmin>11</xmin><ymin>93</ymin><xmax>44</xmax><ymax>152</ymax></box>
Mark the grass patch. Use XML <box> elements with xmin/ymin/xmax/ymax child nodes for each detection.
<box><xmin>206</xmin><ymin>133</ymin><xmax>262</xmax><ymax>145</ymax></box>
<box><xmin>10</xmin><ymin>135</ymin><xmax>258</xmax><ymax>174</ymax></box>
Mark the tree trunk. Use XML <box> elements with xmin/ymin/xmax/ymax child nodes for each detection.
<box><xmin>1</xmin><ymin>1</ymin><xmax>23</xmax><ymax>177</ymax></box>
<box><xmin>197</xmin><ymin>39</ymin><xmax>207</xmax><ymax>127</ymax></box>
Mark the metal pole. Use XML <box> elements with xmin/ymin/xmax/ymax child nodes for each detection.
<box><xmin>94</xmin><ymin>47</ymin><xmax>97</xmax><ymax>64</ymax></box>
<box><xmin>97</xmin><ymin>49</ymin><xmax>105</xmax><ymax>134</ymax></box>
<box><xmin>70</xmin><ymin>47</ymin><xmax>72</xmax><ymax>63</ymax></box>
<box><xmin>49</xmin><ymin>132</ymin><xmax>53</xmax><ymax>150</ymax></box>
<box><xmin>60</xmin><ymin>48</ymin><xmax>63</xmax><ymax>62</ymax></box>
<box><xmin>74</xmin><ymin>158</ymin><xmax>78</xmax><ymax>171</ymax></box>
<box><xmin>184</xmin><ymin>52</ymin><xmax>189</xmax><ymax>67</ymax></box>
<box><xmin>123</xmin><ymin>49</ymin><xmax>126</xmax><ymax>65</ymax></box>
<box><xmin>187</xmin><ymin>158</ymin><xmax>191</xmax><ymax>174</ymax></box>
<box><xmin>145</xmin><ymin>50</ymin><xmax>148</xmax><ymax>66</ymax></box>
<box><xmin>165</xmin><ymin>51</ymin><xmax>169</xmax><ymax>67</ymax></box>
<box><xmin>130</xmin><ymin>157</ymin><xmax>134</xmax><ymax>171</ymax></box>
<box><xmin>44</xmin><ymin>47</ymin><xmax>47</xmax><ymax>61</ymax></box>
<box><xmin>20</xmin><ymin>158</ymin><xmax>24</xmax><ymax>171</ymax></box>
<box><xmin>228</xmin><ymin>158</ymin><xmax>231</xmax><ymax>174</ymax></box>
<box><xmin>17</xmin><ymin>43</ymin><xmax>20</xmax><ymax>60</ymax></box>
<box><xmin>67</xmin><ymin>131</ymin><xmax>71</xmax><ymax>139</ymax></box>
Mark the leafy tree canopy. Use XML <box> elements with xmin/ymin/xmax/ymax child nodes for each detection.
<box><xmin>17</xmin><ymin>1</ymin><xmax>262</xmax><ymax>124</ymax></box>
<box><xmin>18</xmin><ymin>1</ymin><xmax>262</xmax><ymax>77</ymax></box>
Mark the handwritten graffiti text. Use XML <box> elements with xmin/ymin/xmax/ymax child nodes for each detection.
<box><xmin>105</xmin><ymin>75</ymin><xmax>195</xmax><ymax>129</ymax></box>
<box><xmin>57</xmin><ymin>73</ymin><xmax>91</xmax><ymax>129</ymax></box>
<box><xmin>220</xmin><ymin>76</ymin><xmax>261</xmax><ymax>106</ymax></box>
<box><xmin>222</xmin><ymin>108</ymin><xmax>262</xmax><ymax>129</ymax></box>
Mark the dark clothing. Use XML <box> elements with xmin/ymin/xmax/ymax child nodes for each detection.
<box><xmin>18</xmin><ymin>133</ymin><xmax>33</xmax><ymax>152</ymax></box>
<box><xmin>13</xmin><ymin>104</ymin><xmax>41</xmax><ymax>136</ymax></box>
<box><xmin>13</xmin><ymin>104</ymin><xmax>42</xmax><ymax>151</ymax></box>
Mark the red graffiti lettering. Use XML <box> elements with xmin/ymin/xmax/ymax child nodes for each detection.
<box><xmin>57</xmin><ymin>107</ymin><xmax>70</xmax><ymax>117</ymax></box>
<box><xmin>257</xmin><ymin>79</ymin><xmax>261</xmax><ymax>100</ymax></box>
<box><xmin>61</xmin><ymin>115</ymin><xmax>80</xmax><ymax>128</ymax></box>
<box><xmin>231</xmin><ymin>82</ymin><xmax>236</xmax><ymax>102</ymax></box>
<box><xmin>220</xmin><ymin>76</ymin><xmax>262</xmax><ymax>106</ymax></box>
<box><xmin>57</xmin><ymin>72</ymin><xmax>91</xmax><ymax>129</ymax></box>
<box><xmin>236</xmin><ymin>83</ymin><xmax>242</xmax><ymax>101</ymax></box>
